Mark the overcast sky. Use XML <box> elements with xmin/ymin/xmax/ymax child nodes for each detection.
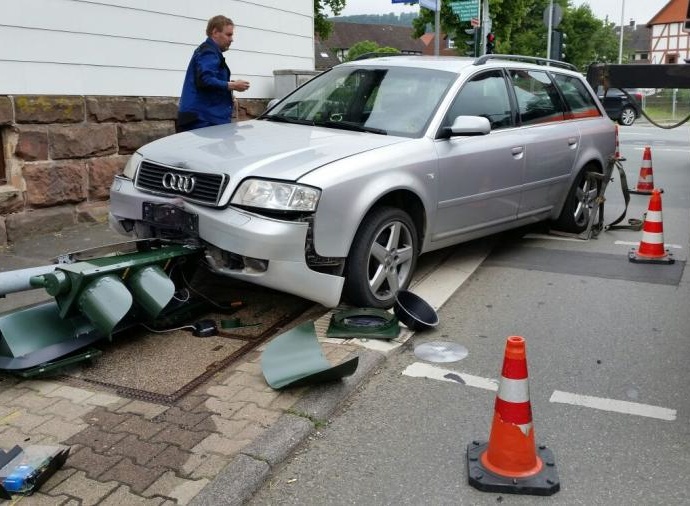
<box><xmin>330</xmin><ymin>1</ymin><xmax>668</xmax><ymax>26</ymax></box>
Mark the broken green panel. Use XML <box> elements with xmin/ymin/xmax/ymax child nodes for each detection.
<box><xmin>126</xmin><ymin>265</ymin><xmax>175</xmax><ymax>319</ymax></box>
<box><xmin>326</xmin><ymin>308</ymin><xmax>400</xmax><ymax>340</ymax></box>
<box><xmin>0</xmin><ymin>301</ymin><xmax>102</xmax><ymax>371</ymax></box>
<box><xmin>261</xmin><ymin>321</ymin><xmax>359</xmax><ymax>389</ymax></box>
<box><xmin>0</xmin><ymin>302</ymin><xmax>91</xmax><ymax>359</ymax></box>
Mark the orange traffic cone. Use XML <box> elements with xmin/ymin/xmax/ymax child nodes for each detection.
<box><xmin>629</xmin><ymin>189</ymin><xmax>674</xmax><ymax>264</ymax></box>
<box><xmin>629</xmin><ymin>146</ymin><xmax>656</xmax><ymax>195</ymax></box>
<box><xmin>467</xmin><ymin>336</ymin><xmax>559</xmax><ymax>496</ymax></box>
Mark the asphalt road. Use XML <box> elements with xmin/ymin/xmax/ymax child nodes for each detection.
<box><xmin>247</xmin><ymin>124</ymin><xmax>690</xmax><ymax>505</ymax></box>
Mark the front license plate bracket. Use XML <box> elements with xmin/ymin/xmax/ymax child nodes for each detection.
<box><xmin>142</xmin><ymin>202</ymin><xmax>199</xmax><ymax>236</ymax></box>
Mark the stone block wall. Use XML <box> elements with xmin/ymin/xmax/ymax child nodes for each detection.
<box><xmin>0</xmin><ymin>95</ymin><xmax>268</xmax><ymax>246</ymax></box>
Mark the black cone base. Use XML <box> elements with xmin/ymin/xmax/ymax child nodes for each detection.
<box><xmin>466</xmin><ymin>441</ymin><xmax>560</xmax><ymax>496</ymax></box>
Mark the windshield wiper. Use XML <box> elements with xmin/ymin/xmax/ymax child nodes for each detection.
<box><xmin>261</xmin><ymin>115</ymin><xmax>314</xmax><ymax>126</ymax></box>
<box><xmin>313</xmin><ymin>120</ymin><xmax>387</xmax><ymax>135</ymax></box>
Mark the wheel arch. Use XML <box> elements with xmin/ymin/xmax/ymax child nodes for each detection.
<box><xmin>366</xmin><ymin>189</ymin><xmax>427</xmax><ymax>248</ymax></box>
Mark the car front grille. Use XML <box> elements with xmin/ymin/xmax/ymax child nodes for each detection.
<box><xmin>135</xmin><ymin>160</ymin><xmax>228</xmax><ymax>206</ymax></box>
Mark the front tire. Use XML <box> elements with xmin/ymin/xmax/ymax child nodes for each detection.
<box><xmin>344</xmin><ymin>207</ymin><xmax>418</xmax><ymax>309</ymax></box>
<box><xmin>618</xmin><ymin>106</ymin><xmax>636</xmax><ymax>126</ymax></box>
<box><xmin>553</xmin><ymin>166</ymin><xmax>602</xmax><ymax>233</ymax></box>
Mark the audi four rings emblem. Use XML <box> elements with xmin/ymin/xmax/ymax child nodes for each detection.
<box><xmin>162</xmin><ymin>172</ymin><xmax>196</xmax><ymax>194</ymax></box>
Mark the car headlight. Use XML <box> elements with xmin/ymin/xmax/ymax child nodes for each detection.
<box><xmin>231</xmin><ymin>179</ymin><xmax>321</xmax><ymax>212</ymax></box>
<box><xmin>122</xmin><ymin>152</ymin><xmax>143</xmax><ymax>179</ymax></box>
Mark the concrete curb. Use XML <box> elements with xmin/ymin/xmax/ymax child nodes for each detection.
<box><xmin>189</xmin><ymin>349</ymin><xmax>386</xmax><ymax>505</ymax></box>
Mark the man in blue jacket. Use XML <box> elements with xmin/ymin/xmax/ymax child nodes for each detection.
<box><xmin>177</xmin><ymin>15</ymin><xmax>250</xmax><ymax>132</ymax></box>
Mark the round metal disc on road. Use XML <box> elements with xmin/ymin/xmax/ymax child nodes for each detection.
<box><xmin>414</xmin><ymin>341</ymin><xmax>469</xmax><ymax>363</ymax></box>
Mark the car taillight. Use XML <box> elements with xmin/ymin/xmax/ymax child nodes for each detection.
<box><xmin>633</xmin><ymin>93</ymin><xmax>643</xmax><ymax>102</ymax></box>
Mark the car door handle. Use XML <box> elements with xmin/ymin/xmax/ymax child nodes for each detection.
<box><xmin>511</xmin><ymin>146</ymin><xmax>524</xmax><ymax>159</ymax></box>
<box><xmin>568</xmin><ymin>137</ymin><xmax>578</xmax><ymax>148</ymax></box>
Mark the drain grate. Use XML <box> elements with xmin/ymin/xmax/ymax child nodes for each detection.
<box><xmin>58</xmin><ymin>302</ymin><xmax>313</xmax><ymax>405</ymax></box>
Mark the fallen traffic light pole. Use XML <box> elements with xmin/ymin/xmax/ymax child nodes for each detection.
<box><xmin>0</xmin><ymin>239</ymin><xmax>204</xmax><ymax>375</ymax></box>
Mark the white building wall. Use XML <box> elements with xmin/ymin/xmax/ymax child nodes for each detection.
<box><xmin>650</xmin><ymin>22</ymin><xmax>690</xmax><ymax>64</ymax></box>
<box><xmin>0</xmin><ymin>0</ymin><xmax>314</xmax><ymax>97</ymax></box>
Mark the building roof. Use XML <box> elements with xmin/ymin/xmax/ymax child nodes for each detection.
<box><xmin>648</xmin><ymin>0</ymin><xmax>688</xmax><ymax>26</ymax></box>
<box><xmin>314</xmin><ymin>38</ymin><xmax>340</xmax><ymax>70</ymax></box>
<box><xmin>321</xmin><ymin>21</ymin><xmax>425</xmax><ymax>54</ymax></box>
<box><xmin>630</xmin><ymin>24</ymin><xmax>652</xmax><ymax>52</ymax></box>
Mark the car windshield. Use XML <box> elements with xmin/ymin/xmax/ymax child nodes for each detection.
<box><xmin>262</xmin><ymin>65</ymin><xmax>457</xmax><ymax>138</ymax></box>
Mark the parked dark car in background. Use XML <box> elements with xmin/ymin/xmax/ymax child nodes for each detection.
<box><xmin>597</xmin><ymin>86</ymin><xmax>643</xmax><ymax>126</ymax></box>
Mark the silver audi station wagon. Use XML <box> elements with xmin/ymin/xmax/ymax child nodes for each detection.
<box><xmin>109</xmin><ymin>55</ymin><xmax>616</xmax><ymax>308</ymax></box>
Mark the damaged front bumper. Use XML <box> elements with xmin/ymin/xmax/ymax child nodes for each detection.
<box><xmin>109</xmin><ymin>176</ymin><xmax>344</xmax><ymax>308</ymax></box>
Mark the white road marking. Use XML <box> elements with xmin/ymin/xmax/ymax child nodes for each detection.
<box><xmin>550</xmin><ymin>390</ymin><xmax>676</xmax><ymax>421</ymax></box>
<box><xmin>628</xmin><ymin>147</ymin><xmax>689</xmax><ymax>153</ymax></box>
<box><xmin>402</xmin><ymin>363</ymin><xmax>677</xmax><ymax>422</ymax></box>
<box><xmin>615</xmin><ymin>240</ymin><xmax>683</xmax><ymax>249</ymax></box>
<box><xmin>402</xmin><ymin>362</ymin><xmax>498</xmax><ymax>391</ymax></box>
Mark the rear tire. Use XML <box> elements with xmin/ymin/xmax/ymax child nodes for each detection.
<box><xmin>344</xmin><ymin>207</ymin><xmax>418</xmax><ymax>309</ymax></box>
<box><xmin>553</xmin><ymin>166</ymin><xmax>602</xmax><ymax>234</ymax></box>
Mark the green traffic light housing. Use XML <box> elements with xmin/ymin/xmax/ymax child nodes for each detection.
<box><xmin>1</xmin><ymin>239</ymin><xmax>204</xmax><ymax>374</ymax></box>
<box><xmin>29</xmin><ymin>242</ymin><xmax>195</xmax><ymax>337</ymax></box>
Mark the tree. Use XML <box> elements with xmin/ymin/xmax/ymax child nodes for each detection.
<box><xmin>345</xmin><ymin>41</ymin><xmax>401</xmax><ymax>61</ymax></box>
<box><xmin>315</xmin><ymin>0</ymin><xmax>346</xmax><ymax>39</ymax></box>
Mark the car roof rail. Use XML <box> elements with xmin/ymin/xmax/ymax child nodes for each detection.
<box><xmin>474</xmin><ymin>54</ymin><xmax>578</xmax><ymax>72</ymax></box>
<box><xmin>353</xmin><ymin>52</ymin><xmax>404</xmax><ymax>61</ymax></box>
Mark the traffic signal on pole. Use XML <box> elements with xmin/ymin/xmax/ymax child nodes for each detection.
<box><xmin>549</xmin><ymin>30</ymin><xmax>566</xmax><ymax>61</ymax></box>
<box><xmin>486</xmin><ymin>33</ymin><xmax>496</xmax><ymax>54</ymax></box>
<box><xmin>464</xmin><ymin>28</ymin><xmax>479</xmax><ymax>57</ymax></box>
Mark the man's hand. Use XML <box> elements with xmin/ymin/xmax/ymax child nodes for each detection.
<box><xmin>229</xmin><ymin>80</ymin><xmax>250</xmax><ymax>92</ymax></box>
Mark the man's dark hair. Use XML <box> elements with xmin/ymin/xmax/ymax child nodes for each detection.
<box><xmin>206</xmin><ymin>15</ymin><xmax>233</xmax><ymax>36</ymax></box>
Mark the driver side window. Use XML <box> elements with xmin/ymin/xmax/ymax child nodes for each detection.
<box><xmin>443</xmin><ymin>70</ymin><xmax>513</xmax><ymax>131</ymax></box>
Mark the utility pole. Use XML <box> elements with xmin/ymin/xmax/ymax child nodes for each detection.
<box><xmin>435</xmin><ymin>1</ymin><xmax>440</xmax><ymax>56</ymax></box>
<box><xmin>618</xmin><ymin>0</ymin><xmax>625</xmax><ymax>64</ymax></box>
<box><xmin>546</xmin><ymin>0</ymin><xmax>553</xmax><ymax>62</ymax></box>
<box><xmin>481</xmin><ymin>0</ymin><xmax>489</xmax><ymax>56</ymax></box>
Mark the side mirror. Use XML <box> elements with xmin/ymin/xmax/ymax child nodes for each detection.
<box><xmin>443</xmin><ymin>116</ymin><xmax>491</xmax><ymax>137</ymax></box>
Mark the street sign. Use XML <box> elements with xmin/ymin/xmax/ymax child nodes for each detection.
<box><xmin>471</xmin><ymin>17</ymin><xmax>480</xmax><ymax>28</ymax></box>
<box><xmin>543</xmin><ymin>3</ymin><xmax>563</xmax><ymax>28</ymax></box>
<box><xmin>420</xmin><ymin>0</ymin><xmax>439</xmax><ymax>11</ymax></box>
<box><xmin>450</xmin><ymin>0</ymin><xmax>480</xmax><ymax>22</ymax></box>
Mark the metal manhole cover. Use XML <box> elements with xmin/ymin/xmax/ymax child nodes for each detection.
<box><xmin>414</xmin><ymin>341</ymin><xmax>468</xmax><ymax>363</ymax></box>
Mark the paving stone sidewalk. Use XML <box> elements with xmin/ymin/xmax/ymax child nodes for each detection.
<box><xmin>0</xmin><ymin>223</ymin><xmax>391</xmax><ymax>505</ymax></box>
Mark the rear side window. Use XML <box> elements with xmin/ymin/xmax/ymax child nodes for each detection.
<box><xmin>509</xmin><ymin>69</ymin><xmax>565</xmax><ymax>125</ymax></box>
<box><xmin>552</xmin><ymin>74</ymin><xmax>602</xmax><ymax>119</ymax></box>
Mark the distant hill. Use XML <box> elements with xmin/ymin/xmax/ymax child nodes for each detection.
<box><xmin>332</xmin><ymin>13</ymin><xmax>417</xmax><ymax>27</ymax></box>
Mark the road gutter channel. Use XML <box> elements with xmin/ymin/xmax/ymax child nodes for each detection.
<box><xmin>189</xmin><ymin>245</ymin><xmax>492</xmax><ymax>505</ymax></box>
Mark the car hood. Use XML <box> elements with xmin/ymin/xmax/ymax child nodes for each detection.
<box><xmin>137</xmin><ymin>120</ymin><xmax>408</xmax><ymax>180</ymax></box>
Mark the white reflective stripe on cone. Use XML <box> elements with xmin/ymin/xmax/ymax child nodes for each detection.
<box><xmin>646</xmin><ymin>210</ymin><xmax>662</xmax><ymax>222</ymax></box>
<box><xmin>497</xmin><ymin>377</ymin><xmax>530</xmax><ymax>403</ymax></box>
<box><xmin>640</xmin><ymin>232</ymin><xmax>664</xmax><ymax>244</ymax></box>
